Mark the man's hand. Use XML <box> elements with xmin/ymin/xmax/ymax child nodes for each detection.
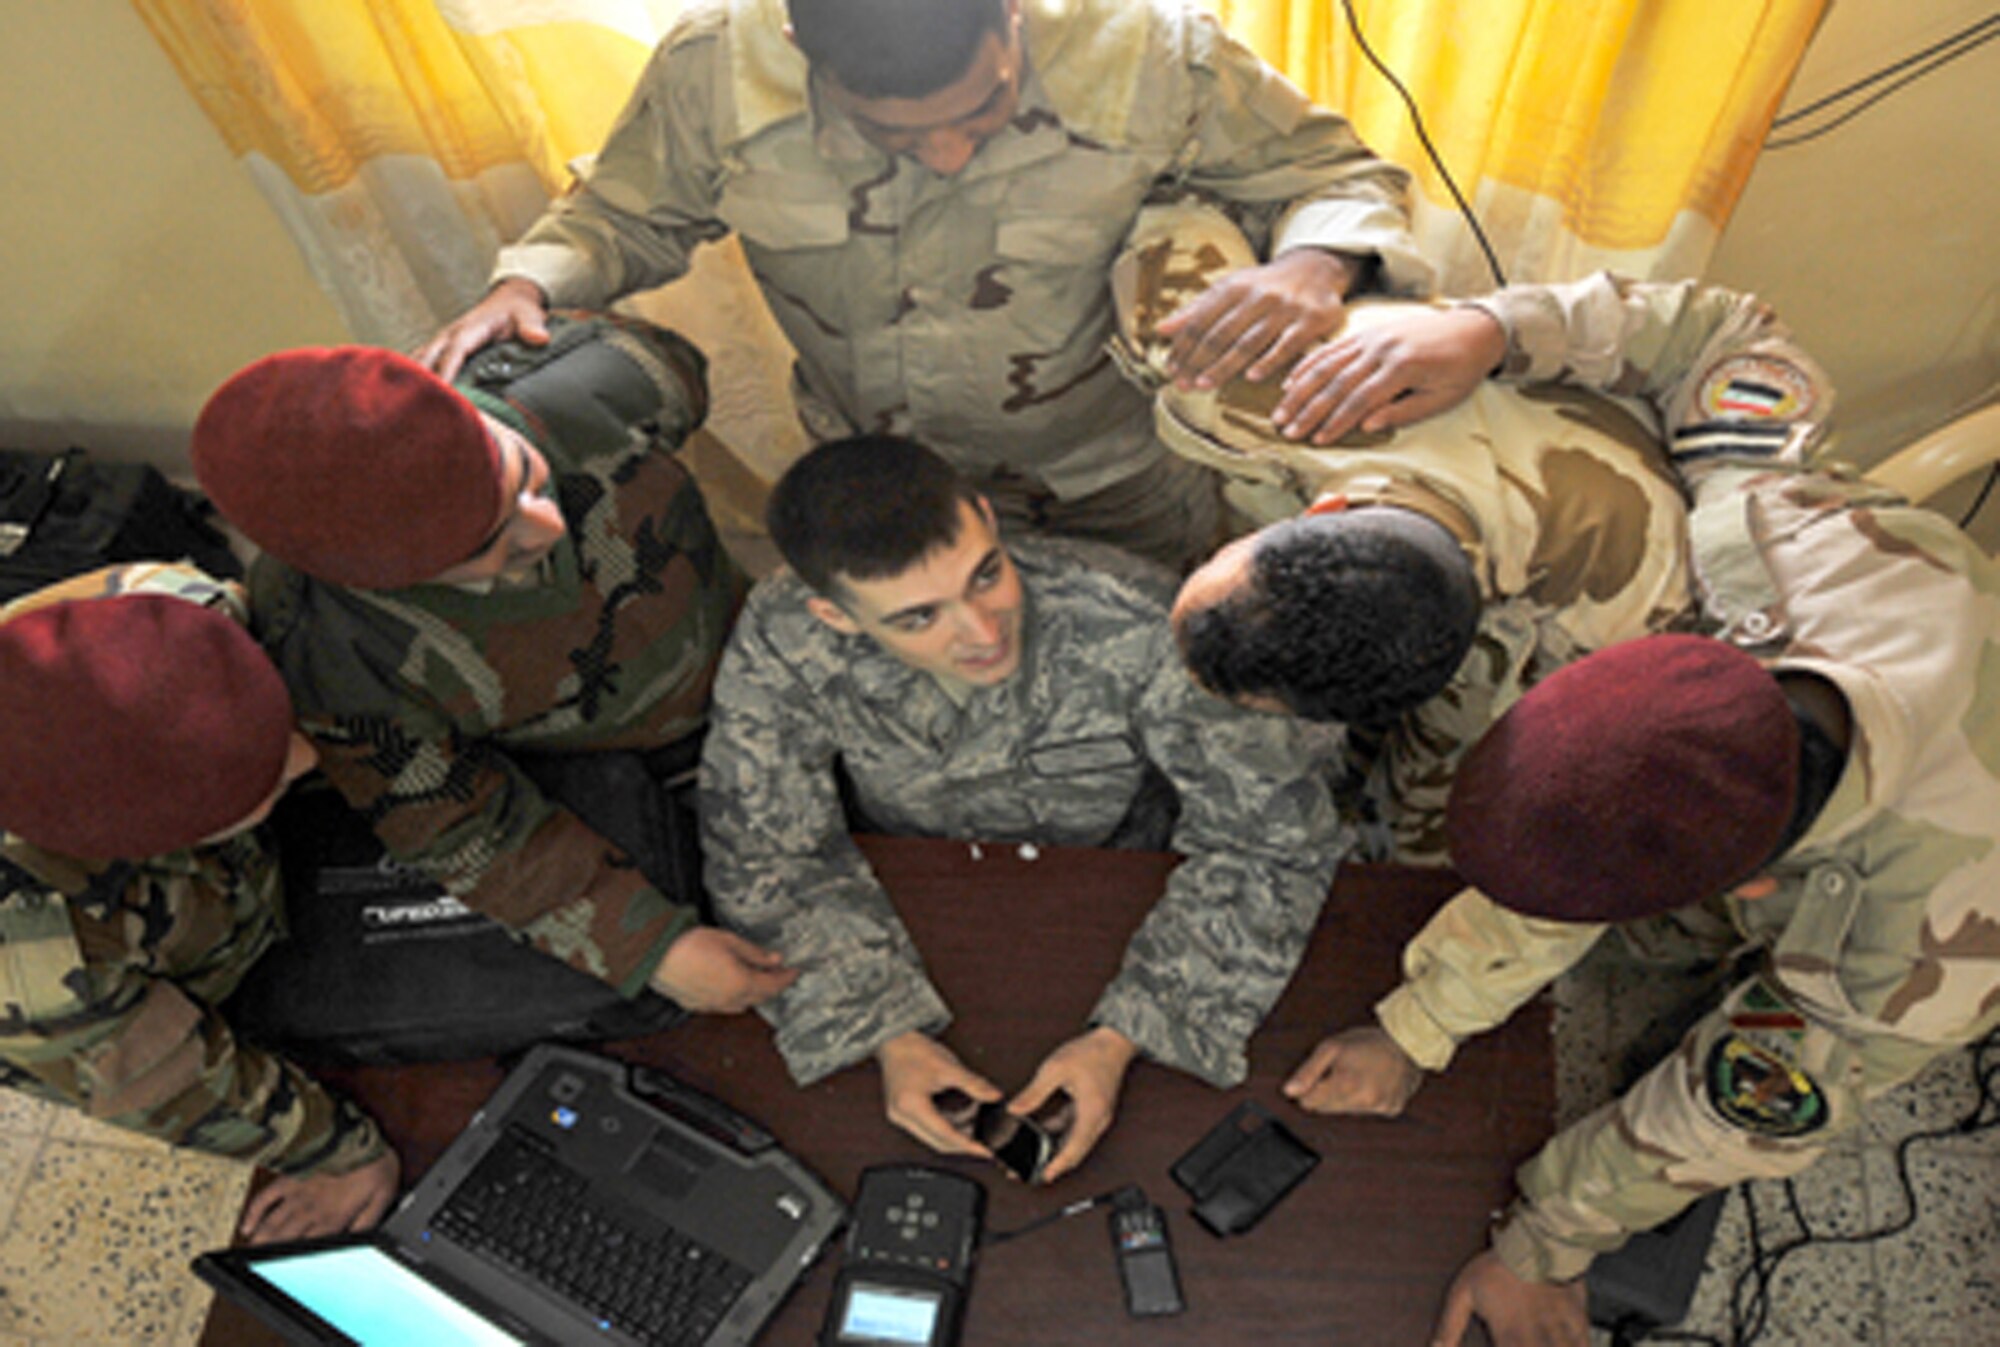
<box><xmin>1432</xmin><ymin>1250</ymin><xmax>1590</xmax><ymax>1347</ymax></box>
<box><xmin>240</xmin><ymin>1150</ymin><xmax>401</xmax><ymax>1246</ymax></box>
<box><xmin>1271</xmin><ymin>306</ymin><xmax>1507</xmax><ymax>445</ymax></box>
<box><xmin>1282</xmin><ymin>1025</ymin><xmax>1425</xmax><ymax>1117</ymax></box>
<box><xmin>1156</xmin><ymin>248</ymin><xmax>1358</xmax><ymax>392</ymax></box>
<box><xmin>876</xmin><ymin>1032</ymin><xmax>1004</xmax><ymax>1156</ymax></box>
<box><xmin>649</xmin><ymin>928</ymin><xmax>798</xmax><ymax>1012</ymax></box>
<box><xmin>415</xmin><ymin>278</ymin><xmax>552</xmax><ymax>381</ymax></box>
<box><xmin>1008</xmin><ymin>1026</ymin><xmax>1138</xmax><ymax>1183</ymax></box>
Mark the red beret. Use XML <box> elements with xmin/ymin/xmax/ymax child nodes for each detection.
<box><xmin>0</xmin><ymin>595</ymin><xmax>295</xmax><ymax>859</ymax></box>
<box><xmin>193</xmin><ymin>347</ymin><xmax>502</xmax><ymax>589</ymax></box>
<box><xmin>1445</xmin><ymin>634</ymin><xmax>1797</xmax><ymax>923</ymax></box>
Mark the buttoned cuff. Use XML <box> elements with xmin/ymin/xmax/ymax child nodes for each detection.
<box><xmin>1273</xmin><ymin>199</ymin><xmax>1436</xmax><ymax>299</ymax></box>
<box><xmin>492</xmin><ymin>244</ymin><xmax>613</xmax><ymax>312</ymax></box>
<box><xmin>772</xmin><ymin>978</ymin><xmax>953</xmax><ymax>1088</ymax></box>
<box><xmin>1090</xmin><ymin>985</ymin><xmax>1245</xmax><ymax>1089</ymax></box>
<box><xmin>1490</xmin><ymin>1200</ymin><xmax>1598</xmax><ymax>1283</ymax></box>
<box><xmin>1373</xmin><ymin>983</ymin><xmax>1462</xmax><ymax>1073</ymax></box>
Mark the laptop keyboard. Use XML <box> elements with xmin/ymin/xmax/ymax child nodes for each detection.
<box><xmin>430</xmin><ymin>1129</ymin><xmax>753</xmax><ymax>1346</ymax></box>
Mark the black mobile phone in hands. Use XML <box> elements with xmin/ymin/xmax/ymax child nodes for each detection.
<box><xmin>933</xmin><ymin>1091</ymin><xmax>1062</xmax><ymax>1184</ymax></box>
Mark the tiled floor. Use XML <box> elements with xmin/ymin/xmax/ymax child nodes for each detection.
<box><xmin>0</xmin><ymin>941</ymin><xmax>1992</xmax><ymax>1344</ymax></box>
<box><xmin>1555</xmin><ymin>941</ymin><xmax>2000</xmax><ymax>1347</ymax></box>
<box><xmin>0</xmin><ymin>1091</ymin><xmax>245</xmax><ymax>1346</ymax></box>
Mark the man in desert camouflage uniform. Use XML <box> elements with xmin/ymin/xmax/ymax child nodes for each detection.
<box><xmin>0</xmin><ymin>563</ymin><xmax>395</xmax><ymax>1244</ymax></box>
<box><xmin>1115</xmin><ymin>204</ymin><xmax>1694</xmax><ymax>862</ymax></box>
<box><xmin>1276</xmin><ymin>274</ymin><xmax>2000</xmax><ymax>1346</ymax></box>
<box><xmin>699</xmin><ymin>434</ymin><xmax>1343</xmax><ymax>1180</ymax></box>
<box><xmin>419</xmin><ymin>0</ymin><xmax>1432</xmax><ymax>570</ymax></box>
<box><xmin>195</xmin><ymin>314</ymin><xmax>792</xmax><ymax>1015</ymax></box>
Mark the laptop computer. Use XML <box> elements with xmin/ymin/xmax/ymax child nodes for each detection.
<box><xmin>196</xmin><ymin>1044</ymin><xmax>845</xmax><ymax>1347</ymax></box>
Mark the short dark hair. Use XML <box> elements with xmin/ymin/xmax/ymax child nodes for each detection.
<box><xmin>787</xmin><ymin>0</ymin><xmax>1009</xmax><ymax>99</ymax></box>
<box><xmin>1176</xmin><ymin>510</ymin><xmax>1482</xmax><ymax>726</ymax></box>
<box><xmin>766</xmin><ymin>434</ymin><xmax>985</xmax><ymax>597</ymax></box>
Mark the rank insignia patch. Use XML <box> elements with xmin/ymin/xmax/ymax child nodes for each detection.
<box><xmin>1707</xmin><ymin>1034</ymin><xmax>1828</xmax><ymax>1137</ymax></box>
<box><xmin>1697</xmin><ymin>356</ymin><xmax>1816</xmax><ymax>423</ymax></box>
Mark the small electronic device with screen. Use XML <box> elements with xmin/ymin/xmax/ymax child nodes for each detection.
<box><xmin>1109</xmin><ymin>1187</ymin><xmax>1184</xmax><ymax>1317</ymax></box>
<box><xmin>819</xmin><ymin>1165</ymin><xmax>985</xmax><ymax>1347</ymax></box>
<box><xmin>971</xmin><ymin>1102</ymin><xmax>1054</xmax><ymax>1185</ymax></box>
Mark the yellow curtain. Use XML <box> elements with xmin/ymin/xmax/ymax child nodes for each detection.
<box><xmin>1213</xmin><ymin>0</ymin><xmax>1827</xmax><ymax>291</ymax></box>
<box><xmin>141</xmin><ymin>0</ymin><xmax>1827</xmax><ymax>342</ymax></box>
<box><xmin>133</xmin><ymin>0</ymin><xmax>675</xmax><ymax>348</ymax></box>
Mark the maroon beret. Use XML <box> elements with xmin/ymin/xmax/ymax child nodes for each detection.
<box><xmin>0</xmin><ymin>595</ymin><xmax>295</xmax><ymax>859</ymax></box>
<box><xmin>193</xmin><ymin>347</ymin><xmax>502</xmax><ymax>589</ymax></box>
<box><xmin>1445</xmin><ymin>634</ymin><xmax>1797</xmax><ymax>923</ymax></box>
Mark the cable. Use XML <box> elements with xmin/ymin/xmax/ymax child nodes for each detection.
<box><xmin>1957</xmin><ymin>462</ymin><xmax>2000</xmax><ymax>531</ymax></box>
<box><xmin>976</xmin><ymin>1184</ymin><xmax>1133</xmax><ymax>1256</ymax></box>
<box><xmin>1771</xmin><ymin>14</ymin><xmax>1999</xmax><ymax>128</ymax></box>
<box><xmin>1617</xmin><ymin>1028</ymin><xmax>2000</xmax><ymax>1346</ymax></box>
<box><xmin>1337</xmin><ymin>0</ymin><xmax>1506</xmax><ymax>289</ymax></box>
<box><xmin>1766</xmin><ymin>17</ymin><xmax>2000</xmax><ymax>150</ymax></box>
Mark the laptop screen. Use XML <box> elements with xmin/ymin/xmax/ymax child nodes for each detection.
<box><xmin>251</xmin><ymin>1243</ymin><xmax>526</xmax><ymax>1347</ymax></box>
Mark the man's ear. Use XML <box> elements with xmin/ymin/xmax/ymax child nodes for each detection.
<box><xmin>806</xmin><ymin>594</ymin><xmax>860</xmax><ymax>634</ymax></box>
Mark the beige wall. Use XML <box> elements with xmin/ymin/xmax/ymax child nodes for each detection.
<box><xmin>4</xmin><ymin>1</ymin><xmax>1994</xmax><ymax>532</ymax></box>
<box><xmin>0</xmin><ymin>0</ymin><xmax>345</xmax><ymax>472</ymax></box>
<box><xmin>1709</xmin><ymin>0</ymin><xmax>1999</xmax><ymax>482</ymax></box>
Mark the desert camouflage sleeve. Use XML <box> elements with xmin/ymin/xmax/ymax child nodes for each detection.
<box><xmin>1467</xmin><ymin>272</ymin><xmax>1835</xmax><ymax>472</ymax></box>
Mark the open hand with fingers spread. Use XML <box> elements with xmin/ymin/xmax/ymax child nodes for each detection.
<box><xmin>416</xmin><ymin>277</ymin><xmax>553</xmax><ymax>382</ymax></box>
<box><xmin>1272</xmin><ymin>306</ymin><xmax>1507</xmax><ymax>445</ymax></box>
<box><xmin>1156</xmin><ymin>248</ymin><xmax>1360</xmax><ymax>393</ymax></box>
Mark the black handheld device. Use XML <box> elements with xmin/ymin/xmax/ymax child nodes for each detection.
<box><xmin>932</xmin><ymin>1090</ymin><xmax>1064</xmax><ymax>1185</ymax></box>
<box><xmin>1109</xmin><ymin>1188</ymin><xmax>1185</xmax><ymax>1317</ymax></box>
<box><xmin>820</xmin><ymin>1165</ymin><xmax>986</xmax><ymax>1347</ymax></box>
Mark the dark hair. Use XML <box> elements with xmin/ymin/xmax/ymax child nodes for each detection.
<box><xmin>787</xmin><ymin>0</ymin><xmax>1009</xmax><ymax>99</ymax></box>
<box><xmin>766</xmin><ymin>434</ymin><xmax>985</xmax><ymax>596</ymax></box>
<box><xmin>1176</xmin><ymin>510</ymin><xmax>1482</xmax><ymax>725</ymax></box>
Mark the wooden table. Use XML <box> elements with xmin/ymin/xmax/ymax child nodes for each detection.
<box><xmin>205</xmin><ymin>837</ymin><xmax>1549</xmax><ymax>1345</ymax></box>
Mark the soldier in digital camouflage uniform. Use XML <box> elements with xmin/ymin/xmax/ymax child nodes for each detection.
<box><xmin>1271</xmin><ymin>274</ymin><xmax>2000</xmax><ymax>1346</ymax></box>
<box><xmin>699</xmin><ymin>434</ymin><xmax>1344</xmax><ymax>1181</ymax></box>
<box><xmin>194</xmin><ymin>314</ymin><xmax>795</xmax><ymax>1016</ymax></box>
<box><xmin>1114</xmin><ymin>203</ymin><xmax>1695</xmax><ymax>863</ymax></box>
<box><xmin>0</xmin><ymin>563</ymin><xmax>396</xmax><ymax>1244</ymax></box>
<box><xmin>419</xmin><ymin>0</ymin><xmax>1433</xmax><ymax>571</ymax></box>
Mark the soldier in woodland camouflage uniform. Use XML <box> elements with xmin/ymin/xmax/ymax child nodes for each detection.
<box><xmin>700</xmin><ymin>435</ymin><xmax>1343</xmax><ymax>1181</ymax></box>
<box><xmin>1273</xmin><ymin>275</ymin><xmax>2000</xmax><ymax>1346</ymax></box>
<box><xmin>1116</xmin><ymin>204</ymin><xmax>1695</xmax><ymax>862</ymax></box>
<box><xmin>195</xmin><ymin>315</ymin><xmax>794</xmax><ymax>1015</ymax></box>
<box><xmin>0</xmin><ymin>563</ymin><xmax>395</xmax><ymax>1243</ymax></box>
<box><xmin>419</xmin><ymin>0</ymin><xmax>1433</xmax><ymax>570</ymax></box>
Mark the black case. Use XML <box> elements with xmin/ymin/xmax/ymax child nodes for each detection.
<box><xmin>223</xmin><ymin>749</ymin><xmax>699</xmax><ymax>1065</ymax></box>
<box><xmin>1169</xmin><ymin>1101</ymin><xmax>1320</xmax><ymax>1237</ymax></box>
<box><xmin>0</xmin><ymin>447</ymin><xmax>240</xmax><ymax>602</ymax></box>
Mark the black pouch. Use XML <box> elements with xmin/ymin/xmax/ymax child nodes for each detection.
<box><xmin>0</xmin><ymin>448</ymin><xmax>240</xmax><ymax>603</ymax></box>
<box><xmin>223</xmin><ymin>748</ymin><xmax>700</xmax><ymax>1066</ymax></box>
<box><xmin>1169</xmin><ymin>1101</ymin><xmax>1320</xmax><ymax>1237</ymax></box>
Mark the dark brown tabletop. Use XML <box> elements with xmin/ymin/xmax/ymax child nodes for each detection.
<box><xmin>204</xmin><ymin>836</ymin><xmax>1547</xmax><ymax>1345</ymax></box>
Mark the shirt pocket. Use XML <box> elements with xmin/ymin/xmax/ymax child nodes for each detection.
<box><xmin>715</xmin><ymin>175</ymin><xmax>853</xmax><ymax>327</ymax></box>
<box><xmin>1024</xmin><ymin>734</ymin><xmax>1143</xmax><ymax>779</ymax></box>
